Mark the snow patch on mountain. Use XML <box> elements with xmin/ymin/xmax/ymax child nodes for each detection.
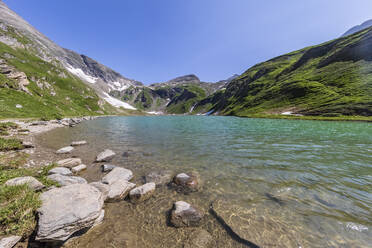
<box><xmin>67</xmin><ymin>65</ymin><xmax>98</xmax><ymax>84</ymax></box>
<box><xmin>102</xmin><ymin>92</ymin><xmax>136</xmax><ymax>110</ymax></box>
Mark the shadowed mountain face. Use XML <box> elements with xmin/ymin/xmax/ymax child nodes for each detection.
<box><xmin>342</xmin><ymin>19</ymin><xmax>372</xmax><ymax>37</ymax></box>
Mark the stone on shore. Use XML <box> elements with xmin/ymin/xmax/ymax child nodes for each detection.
<box><xmin>56</xmin><ymin>158</ymin><xmax>82</xmax><ymax>168</ymax></box>
<box><xmin>71</xmin><ymin>140</ymin><xmax>87</xmax><ymax>146</ymax></box>
<box><xmin>89</xmin><ymin>182</ymin><xmax>110</xmax><ymax>202</ymax></box>
<box><xmin>101</xmin><ymin>164</ymin><xmax>116</xmax><ymax>172</ymax></box>
<box><xmin>145</xmin><ymin>170</ymin><xmax>173</xmax><ymax>186</ymax></box>
<box><xmin>170</xmin><ymin>201</ymin><xmax>204</xmax><ymax>227</ymax></box>
<box><xmin>95</xmin><ymin>149</ymin><xmax>116</xmax><ymax>162</ymax></box>
<box><xmin>0</xmin><ymin>235</ymin><xmax>22</xmax><ymax>248</ymax></box>
<box><xmin>107</xmin><ymin>180</ymin><xmax>136</xmax><ymax>202</ymax></box>
<box><xmin>36</xmin><ymin>184</ymin><xmax>104</xmax><ymax>242</ymax></box>
<box><xmin>56</xmin><ymin>146</ymin><xmax>74</xmax><ymax>154</ymax></box>
<box><xmin>129</xmin><ymin>183</ymin><xmax>156</xmax><ymax>203</ymax></box>
<box><xmin>48</xmin><ymin>167</ymin><xmax>72</xmax><ymax>176</ymax></box>
<box><xmin>5</xmin><ymin>176</ymin><xmax>44</xmax><ymax>191</ymax></box>
<box><xmin>184</xmin><ymin>229</ymin><xmax>212</xmax><ymax>248</ymax></box>
<box><xmin>101</xmin><ymin>167</ymin><xmax>133</xmax><ymax>185</ymax></box>
<box><xmin>72</xmin><ymin>164</ymin><xmax>87</xmax><ymax>173</ymax></box>
<box><xmin>22</xmin><ymin>141</ymin><xmax>34</xmax><ymax>148</ymax></box>
<box><xmin>47</xmin><ymin>174</ymin><xmax>87</xmax><ymax>186</ymax></box>
<box><xmin>172</xmin><ymin>172</ymin><xmax>200</xmax><ymax>193</ymax></box>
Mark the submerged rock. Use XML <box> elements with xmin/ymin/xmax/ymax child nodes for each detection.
<box><xmin>101</xmin><ymin>167</ymin><xmax>133</xmax><ymax>185</ymax></box>
<box><xmin>71</xmin><ymin>140</ymin><xmax>87</xmax><ymax>146</ymax></box>
<box><xmin>56</xmin><ymin>146</ymin><xmax>74</xmax><ymax>154</ymax></box>
<box><xmin>107</xmin><ymin>180</ymin><xmax>136</xmax><ymax>202</ymax></box>
<box><xmin>129</xmin><ymin>183</ymin><xmax>156</xmax><ymax>203</ymax></box>
<box><xmin>184</xmin><ymin>229</ymin><xmax>212</xmax><ymax>248</ymax></box>
<box><xmin>47</xmin><ymin>174</ymin><xmax>87</xmax><ymax>186</ymax></box>
<box><xmin>172</xmin><ymin>172</ymin><xmax>200</xmax><ymax>193</ymax></box>
<box><xmin>36</xmin><ymin>184</ymin><xmax>104</xmax><ymax>242</ymax></box>
<box><xmin>170</xmin><ymin>201</ymin><xmax>204</xmax><ymax>227</ymax></box>
<box><xmin>101</xmin><ymin>164</ymin><xmax>116</xmax><ymax>172</ymax></box>
<box><xmin>5</xmin><ymin>176</ymin><xmax>44</xmax><ymax>190</ymax></box>
<box><xmin>89</xmin><ymin>182</ymin><xmax>110</xmax><ymax>202</ymax></box>
<box><xmin>48</xmin><ymin>167</ymin><xmax>72</xmax><ymax>176</ymax></box>
<box><xmin>72</xmin><ymin>164</ymin><xmax>87</xmax><ymax>173</ymax></box>
<box><xmin>0</xmin><ymin>235</ymin><xmax>21</xmax><ymax>248</ymax></box>
<box><xmin>56</xmin><ymin>158</ymin><xmax>82</xmax><ymax>168</ymax></box>
<box><xmin>95</xmin><ymin>149</ymin><xmax>116</xmax><ymax>162</ymax></box>
<box><xmin>145</xmin><ymin>170</ymin><xmax>173</xmax><ymax>186</ymax></box>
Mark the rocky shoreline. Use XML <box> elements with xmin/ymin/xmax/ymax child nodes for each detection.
<box><xmin>0</xmin><ymin>117</ymin><xmax>219</xmax><ymax>248</ymax></box>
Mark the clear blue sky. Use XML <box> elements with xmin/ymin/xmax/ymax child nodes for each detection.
<box><xmin>4</xmin><ymin>0</ymin><xmax>372</xmax><ymax>84</ymax></box>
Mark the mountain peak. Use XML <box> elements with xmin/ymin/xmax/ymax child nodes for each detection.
<box><xmin>342</xmin><ymin>19</ymin><xmax>372</xmax><ymax>37</ymax></box>
<box><xmin>167</xmin><ymin>74</ymin><xmax>200</xmax><ymax>83</ymax></box>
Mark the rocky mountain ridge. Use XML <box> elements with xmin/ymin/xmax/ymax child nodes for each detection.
<box><xmin>342</xmin><ymin>19</ymin><xmax>372</xmax><ymax>37</ymax></box>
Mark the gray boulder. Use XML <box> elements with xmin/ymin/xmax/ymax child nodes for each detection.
<box><xmin>5</xmin><ymin>176</ymin><xmax>44</xmax><ymax>191</ymax></box>
<box><xmin>36</xmin><ymin>184</ymin><xmax>104</xmax><ymax>242</ymax></box>
<box><xmin>170</xmin><ymin>201</ymin><xmax>204</xmax><ymax>227</ymax></box>
<box><xmin>95</xmin><ymin>149</ymin><xmax>116</xmax><ymax>162</ymax></box>
<box><xmin>56</xmin><ymin>158</ymin><xmax>82</xmax><ymax>168</ymax></box>
<box><xmin>72</xmin><ymin>164</ymin><xmax>87</xmax><ymax>173</ymax></box>
<box><xmin>0</xmin><ymin>235</ymin><xmax>21</xmax><ymax>248</ymax></box>
<box><xmin>172</xmin><ymin>172</ymin><xmax>200</xmax><ymax>193</ymax></box>
<box><xmin>56</xmin><ymin>146</ymin><xmax>74</xmax><ymax>154</ymax></box>
<box><xmin>71</xmin><ymin>140</ymin><xmax>87</xmax><ymax>146</ymax></box>
<box><xmin>48</xmin><ymin>167</ymin><xmax>72</xmax><ymax>176</ymax></box>
<box><xmin>129</xmin><ymin>183</ymin><xmax>156</xmax><ymax>203</ymax></box>
<box><xmin>89</xmin><ymin>182</ymin><xmax>110</xmax><ymax>202</ymax></box>
<box><xmin>101</xmin><ymin>164</ymin><xmax>116</xmax><ymax>172</ymax></box>
<box><xmin>145</xmin><ymin>170</ymin><xmax>173</xmax><ymax>186</ymax></box>
<box><xmin>107</xmin><ymin>180</ymin><xmax>136</xmax><ymax>202</ymax></box>
<box><xmin>101</xmin><ymin>167</ymin><xmax>133</xmax><ymax>185</ymax></box>
<box><xmin>47</xmin><ymin>174</ymin><xmax>87</xmax><ymax>186</ymax></box>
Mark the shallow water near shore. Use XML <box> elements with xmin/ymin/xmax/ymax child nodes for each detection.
<box><xmin>36</xmin><ymin>116</ymin><xmax>372</xmax><ymax>247</ymax></box>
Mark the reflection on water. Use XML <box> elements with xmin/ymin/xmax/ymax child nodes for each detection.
<box><xmin>37</xmin><ymin>116</ymin><xmax>372</xmax><ymax>247</ymax></box>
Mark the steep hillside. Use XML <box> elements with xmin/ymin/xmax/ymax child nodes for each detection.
<box><xmin>199</xmin><ymin>27</ymin><xmax>372</xmax><ymax>117</ymax></box>
<box><xmin>342</xmin><ymin>19</ymin><xmax>372</xmax><ymax>37</ymax></box>
<box><xmin>0</xmin><ymin>1</ymin><xmax>139</xmax><ymax>118</ymax></box>
<box><xmin>111</xmin><ymin>74</ymin><xmax>226</xmax><ymax>114</ymax></box>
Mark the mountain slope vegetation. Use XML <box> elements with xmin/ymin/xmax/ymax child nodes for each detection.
<box><xmin>199</xmin><ymin>27</ymin><xmax>372</xmax><ymax>117</ymax></box>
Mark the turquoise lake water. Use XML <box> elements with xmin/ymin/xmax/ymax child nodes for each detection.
<box><xmin>39</xmin><ymin>116</ymin><xmax>372</xmax><ymax>247</ymax></box>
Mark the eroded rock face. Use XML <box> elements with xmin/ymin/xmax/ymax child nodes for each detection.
<box><xmin>170</xmin><ymin>201</ymin><xmax>204</xmax><ymax>227</ymax></box>
<box><xmin>56</xmin><ymin>158</ymin><xmax>82</xmax><ymax>168</ymax></box>
<box><xmin>129</xmin><ymin>183</ymin><xmax>155</xmax><ymax>203</ymax></box>
<box><xmin>36</xmin><ymin>184</ymin><xmax>104</xmax><ymax>242</ymax></box>
<box><xmin>101</xmin><ymin>167</ymin><xmax>133</xmax><ymax>185</ymax></box>
<box><xmin>107</xmin><ymin>180</ymin><xmax>136</xmax><ymax>202</ymax></box>
<box><xmin>47</xmin><ymin>174</ymin><xmax>87</xmax><ymax>186</ymax></box>
<box><xmin>48</xmin><ymin>167</ymin><xmax>72</xmax><ymax>176</ymax></box>
<box><xmin>56</xmin><ymin>146</ymin><xmax>74</xmax><ymax>154</ymax></box>
<box><xmin>172</xmin><ymin>172</ymin><xmax>200</xmax><ymax>193</ymax></box>
<box><xmin>0</xmin><ymin>235</ymin><xmax>21</xmax><ymax>248</ymax></box>
<box><xmin>89</xmin><ymin>182</ymin><xmax>110</xmax><ymax>202</ymax></box>
<box><xmin>145</xmin><ymin>170</ymin><xmax>173</xmax><ymax>186</ymax></box>
<box><xmin>5</xmin><ymin>176</ymin><xmax>44</xmax><ymax>190</ymax></box>
<box><xmin>95</xmin><ymin>149</ymin><xmax>116</xmax><ymax>162</ymax></box>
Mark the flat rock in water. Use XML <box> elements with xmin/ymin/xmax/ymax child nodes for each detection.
<box><xmin>101</xmin><ymin>167</ymin><xmax>133</xmax><ymax>185</ymax></box>
<box><xmin>72</xmin><ymin>164</ymin><xmax>87</xmax><ymax>173</ymax></box>
<box><xmin>0</xmin><ymin>235</ymin><xmax>22</xmax><ymax>248</ymax></box>
<box><xmin>101</xmin><ymin>164</ymin><xmax>116</xmax><ymax>172</ymax></box>
<box><xmin>56</xmin><ymin>158</ymin><xmax>82</xmax><ymax>168</ymax></box>
<box><xmin>56</xmin><ymin>146</ymin><xmax>74</xmax><ymax>154</ymax></box>
<box><xmin>71</xmin><ymin>140</ymin><xmax>87</xmax><ymax>146</ymax></box>
<box><xmin>170</xmin><ymin>201</ymin><xmax>204</xmax><ymax>228</ymax></box>
<box><xmin>95</xmin><ymin>149</ymin><xmax>116</xmax><ymax>162</ymax></box>
<box><xmin>89</xmin><ymin>182</ymin><xmax>110</xmax><ymax>202</ymax></box>
<box><xmin>107</xmin><ymin>180</ymin><xmax>136</xmax><ymax>202</ymax></box>
<box><xmin>5</xmin><ymin>176</ymin><xmax>44</xmax><ymax>190</ymax></box>
<box><xmin>48</xmin><ymin>167</ymin><xmax>72</xmax><ymax>176</ymax></box>
<box><xmin>47</xmin><ymin>174</ymin><xmax>87</xmax><ymax>186</ymax></box>
<box><xmin>129</xmin><ymin>183</ymin><xmax>156</xmax><ymax>203</ymax></box>
<box><xmin>145</xmin><ymin>170</ymin><xmax>173</xmax><ymax>186</ymax></box>
<box><xmin>184</xmin><ymin>229</ymin><xmax>212</xmax><ymax>248</ymax></box>
<box><xmin>211</xmin><ymin>199</ymin><xmax>298</xmax><ymax>247</ymax></box>
<box><xmin>36</xmin><ymin>184</ymin><xmax>104</xmax><ymax>242</ymax></box>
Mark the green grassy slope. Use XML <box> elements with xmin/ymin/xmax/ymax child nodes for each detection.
<box><xmin>0</xmin><ymin>35</ymin><xmax>115</xmax><ymax>119</ymax></box>
<box><xmin>202</xmin><ymin>27</ymin><xmax>372</xmax><ymax>118</ymax></box>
